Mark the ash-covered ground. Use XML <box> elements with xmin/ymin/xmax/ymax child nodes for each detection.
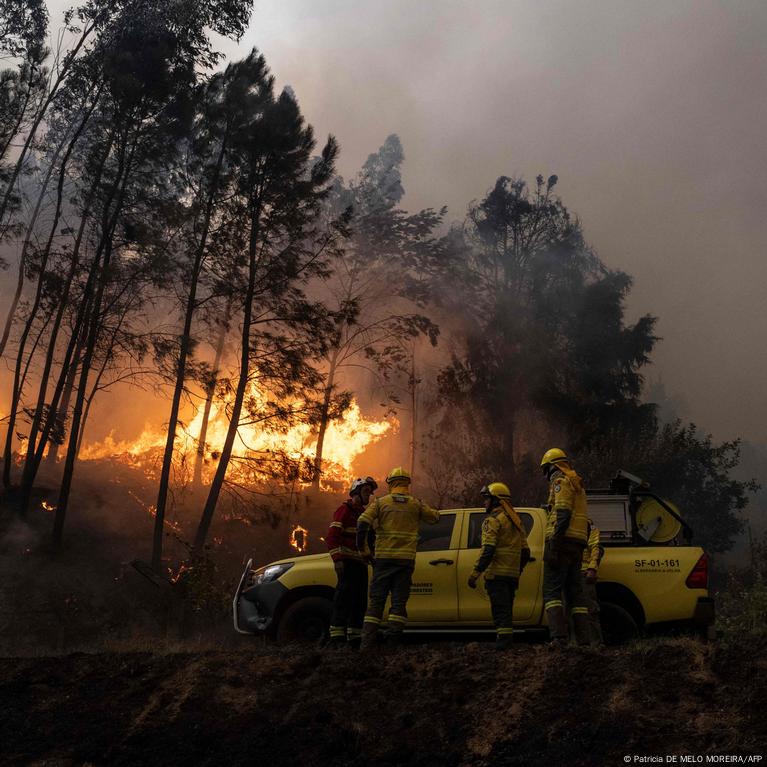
<box><xmin>0</xmin><ymin>637</ymin><xmax>764</xmax><ymax>766</ymax></box>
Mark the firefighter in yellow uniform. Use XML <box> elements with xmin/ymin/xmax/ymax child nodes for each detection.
<box><xmin>356</xmin><ymin>467</ymin><xmax>439</xmax><ymax>649</ymax></box>
<box><xmin>581</xmin><ymin>519</ymin><xmax>605</xmax><ymax>646</ymax></box>
<box><xmin>540</xmin><ymin>448</ymin><xmax>591</xmax><ymax>645</ymax></box>
<box><xmin>468</xmin><ymin>482</ymin><xmax>531</xmax><ymax>650</ymax></box>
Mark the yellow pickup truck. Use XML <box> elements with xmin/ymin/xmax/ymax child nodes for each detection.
<box><xmin>233</xmin><ymin>476</ymin><xmax>715</xmax><ymax>644</ymax></box>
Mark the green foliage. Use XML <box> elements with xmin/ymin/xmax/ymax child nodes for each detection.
<box><xmin>430</xmin><ymin>174</ymin><xmax>658</xmax><ymax>503</ymax></box>
<box><xmin>717</xmin><ymin>578</ymin><xmax>767</xmax><ymax>640</ymax></box>
<box><xmin>423</xmin><ymin>174</ymin><xmax>755</xmax><ymax>549</ymax></box>
<box><xmin>578</xmin><ymin>419</ymin><xmax>759</xmax><ymax>553</ymax></box>
<box><xmin>0</xmin><ymin>0</ymin><xmax>47</xmax><ymax>59</ymax></box>
<box><xmin>716</xmin><ymin>533</ymin><xmax>767</xmax><ymax>640</ymax></box>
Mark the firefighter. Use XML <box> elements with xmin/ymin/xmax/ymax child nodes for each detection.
<box><xmin>356</xmin><ymin>467</ymin><xmax>439</xmax><ymax>649</ymax></box>
<box><xmin>540</xmin><ymin>448</ymin><xmax>591</xmax><ymax>645</ymax></box>
<box><xmin>468</xmin><ymin>482</ymin><xmax>531</xmax><ymax>650</ymax></box>
<box><xmin>326</xmin><ymin>476</ymin><xmax>378</xmax><ymax>649</ymax></box>
<box><xmin>580</xmin><ymin>518</ymin><xmax>605</xmax><ymax>646</ymax></box>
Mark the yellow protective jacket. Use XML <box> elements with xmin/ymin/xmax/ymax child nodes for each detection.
<box><xmin>581</xmin><ymin>523</ymin><xmax>604</xmax><ymax>572</ymax></box>
<box><xmin>358</xmin><ymin>490</ymin><xmax>439</xmax><ymax>561</ymax></box>
<box><xmin>545</xmin><ymin>467</ymin><xmax>588</xmax><ymax>545</ymax></box>
<box><xmin>474</xmin><ymin>504</ymin><xmax>530</xmax><ymax>580</ymax></box>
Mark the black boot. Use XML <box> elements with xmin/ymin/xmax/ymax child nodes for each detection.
<box><xmin>359</xmin><ymin>621</ymin><xmax>380</xmax><ymax>651</ymax></box>
<box><xmin>572</xmin><ymin>610</ymin><xmax>592</xmax><ymax>647</ymax></box>
<box><xmin>495</xmin><ymin>636</ymin><xmax>512</xmax><ymax>651</ymax></box>
<box><xmin>546</xmin><ymin>605</ymin><xmax>568</xmax><ymax>644</ymax></box>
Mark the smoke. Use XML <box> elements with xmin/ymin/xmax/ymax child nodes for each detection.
<box><xmin>217</xmin><ymin>0</ymin><xmax>767</xmax><ymax>444</ymax></box>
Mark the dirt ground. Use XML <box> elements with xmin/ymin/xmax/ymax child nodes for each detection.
<box><xmin>1</xmin><ymin>636</ymin><xmax>764</xmax><ymax>767</ymax></box>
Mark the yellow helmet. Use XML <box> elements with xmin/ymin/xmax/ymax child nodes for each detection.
<box><xmin>386</xmin><ymin>466</ymin><xmax>411</xmax><ymax>486</ymax></box>
<box><xmin>480</xmin><ymin>482</ymin><xmax>511</xmax><ymax>500</ymax></box>
<box><xmin>540</xmin><ymin>448</ymin><xmax>569</xmax><ymax>473</ymax></box>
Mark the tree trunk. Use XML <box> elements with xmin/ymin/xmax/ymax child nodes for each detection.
<box><xmin>52</xmin><ymin>127</ymin><xmax>136</xmax><ymax>546</ymax></box>
<box><xmin>45</xmin><ymin>351</ymin><xmax>80</xmax><ymax>466</ymax></box>
<box><xmin>0</xmin><ymin>65</ymin><xmax>36</xmax><ymax>163</ymax></box>
<box><xmin>409</xmin><ymin>350</ymin><xmax>417</xmax><ymax>479</ymax></box>
<box><xmin>1</xmin><ymin>193</ymin><xmax>64</xmax><ymax>490</ymax></box>
<box><xmin>193</xmin><ymin>203</ymin><xmax>261</xmax><ymax>557</ymax></box>
<box><xmin>311</xmin><ymin>347</ymin><xmax>339</xmax><ymax>491</ymax></box>
<box><xmin>20</xmin><ymin>260</ymin><xmax>95</xmax><ymax>512</ymax></box>
<box><xmin>17</xmin><ymin>124</ymin><xmax>112</xmax><ymax>511</ymax></box>
<box><xmin>152</xmin><ymin>139</ymin><xmax>228</xmax><ymax>571</ymax></box>
<box><xmin>0</xmin><ymin>131</ymin><xmax>67</xmax><ymax>360</ymax></box>
<box><xmin>192</xmin><ymin>298</ymin><xmax>232</xmax><ymax>487</ymax></box>
<box><xmin>0</xmin><ymin>24</ymin><xmax>94</xmax><ymax>232</ymax></box>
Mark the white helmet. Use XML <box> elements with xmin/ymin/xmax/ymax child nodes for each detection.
<box><xmin>350</xmin><ymin>476</ymin><xmax>378</xmax><ymax>496</ymax></box>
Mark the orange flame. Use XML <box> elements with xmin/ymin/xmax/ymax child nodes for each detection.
<box><xmin>290</xmin><ymin>524</ymin><xmax>309</xmax><ymax>553</ymax></box>
<box><xmin>41</xmin><ymin>501</ymin><xmax>55</xmax><ymax>512</ymax></box>
<box><xmin>80</xmin><ymin>389</ymin><xmax>395</xmax><ymax>491</ymax></box>
<box><xmin>168</xmin><ymin>562</ymin><xmax>192</xmax><ymax>584</ymax></box>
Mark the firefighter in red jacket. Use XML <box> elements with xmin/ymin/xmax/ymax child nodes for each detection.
<box><xmin>326</xmin><ymin>476</ymin><xmax>378</xmax><ymax>648</ymax></box>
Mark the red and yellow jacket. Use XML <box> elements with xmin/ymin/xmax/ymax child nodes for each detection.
<box><xmin>326</xmin><ymin>500</ymin><xmax>364</xmax><ymax>562</ymax></box>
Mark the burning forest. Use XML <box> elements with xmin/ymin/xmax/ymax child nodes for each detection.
<box><xmin>1</xmin><ymin>1</ymin><xmax>766</xmax><ymax>765</ymax></box>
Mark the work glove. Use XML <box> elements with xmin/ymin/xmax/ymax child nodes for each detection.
<box><xmin>585</xmin><ymin>568</ymin><xmax>597</xmax><ymax>584</ymax></box>
<box><xmin>467</xmin><ymin>572</ymin><xmax>479</xmax><ymax>589</ymax></box>
<box><xmin>334</xmin><ymin>561</ymin><xmax>345</xmax><ymax>578</ymax></box>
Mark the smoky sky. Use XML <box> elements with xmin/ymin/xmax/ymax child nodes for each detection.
<box><xmin>41</xmin><ymin>0</ymin><xmax>767</xmax><ymax>443</ymax></box>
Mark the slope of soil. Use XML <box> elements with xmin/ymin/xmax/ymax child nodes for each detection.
<box><xmin>1</xmin><ymin>637</ymin><xmax>764</xmax><ymax>766</ymax></box>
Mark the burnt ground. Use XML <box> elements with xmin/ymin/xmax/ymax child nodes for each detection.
<box><xmin>0</xmin><ymin>637</ymin><xmax>765</xmax><ymax>767</ymax></box>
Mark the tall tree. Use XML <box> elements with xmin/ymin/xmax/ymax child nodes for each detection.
<box><xmin>43</xmin><ymin>0</ymin><xmax>252</xmax><ymax>544</ymax></box>
<box><xmin>192</xmin><ymin>58</ymin><xmax>342</xmax><ymax>556</ymax></box>
<box><xmin>431</xmin><ymin>174</ymin><xmax>658</xmax><ymax>502</ymax></box>
<box><xmin>152</xmin><ymin>53</ymin><xmax>270</xmax><ymax>571</ymax></box>
<box><xmin>309</xmin><ymin>135</ymin><xmax>442</xmax><ymax>489</ymax></box>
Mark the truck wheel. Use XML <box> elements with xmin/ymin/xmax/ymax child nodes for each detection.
<box><xmin>600</xmin><ymin>601</ymin><xmax>639</xmax><ymax>645</ymax></box>
<box><xmin>276</xmin><ymin>596</ymin><xmax>332</xmax><ymax>644</ymax></box>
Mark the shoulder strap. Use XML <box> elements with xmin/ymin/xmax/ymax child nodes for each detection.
<box><xmin>499</xmin><ymin>499</ymin><xmax>526</xmax><ymax>535</ymax></box>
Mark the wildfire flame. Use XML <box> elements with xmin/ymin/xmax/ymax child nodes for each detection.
<box><xmin>79</xmin><ymin>390</ymin><xmax>394</xmax><ymax>491</ymax></box>
<box><xmin>290</xmin><ymin>524</ymin><xmax>309</xmax><ymax>553</ymax></box>
<box><xmin>168</xmin><ymin>562</ymin><xmax>192</xmax><ymax>584</ymax></box>
<box><xmin>41</xmin><ymin>501</ymin><xmax>55</xmax><ymax>512</ymax></box>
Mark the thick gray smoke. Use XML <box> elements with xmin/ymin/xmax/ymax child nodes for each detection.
<box><xmin>38</xmin><ymin>0</ymin><xmax>767</xmax><ymax>444</ymax></box>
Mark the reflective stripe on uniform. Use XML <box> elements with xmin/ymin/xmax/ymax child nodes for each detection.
<box><xmin>387</xmin><ymin>613</ymin><xmax>407</xmax><ymax>624</ymax></box>
<box><xmin>545</xmin><ymin>599</ymin><xmax>563</xmax><ymax>610</ymax></box>
<box><xmin>329</xmin><ymin>626</ymin><xmax>346</xmax><ymax>637</ymax></box>
<box><xmin>358</xmin><ymin>493</ymin><xmax>439</xmax><ymax>561</ymax></box>
<box><xmin>570</xmin><ymin>606</ymin><xmax>589</xmax><ymax>615</ymax></box>
<box><xmin>363</xmin><ymin>615</ymin><xmax>382</xmax><ymax>625</ymax></box>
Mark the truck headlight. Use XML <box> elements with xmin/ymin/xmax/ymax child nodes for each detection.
<box><xmin>252</xmin><ymin>562</ymin><xmax>294</xmax><ymax>585</ymax></box>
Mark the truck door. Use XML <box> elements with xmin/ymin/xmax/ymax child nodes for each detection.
<box><xmin>456</xmin><ymin>509</ymin><xmax>544</xmax><ymax>624</ymax></box>
<box><xmin>406</xmin><ymin>511</ymin><xmax>460</xmax><ymax>623</ymax></box>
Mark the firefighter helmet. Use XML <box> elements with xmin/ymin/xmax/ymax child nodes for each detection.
<box><xmin>350</xmin><ymin>476</ymin><xmax>378</xmax><ymax>496</ymax></box>
<box><xmin>480</xmin><ymin>482</ymin><xmax>512</xmax><ymax>500</ymax></box>
<box><xmin>386</xmin><ymin>466</ymin><xmax>411</xmax><ymax>486</ymax></box>
<box><xmin>540</xmin><ymin>447</ymin><xmax>569</xmax><ymax>474</ymax></box>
